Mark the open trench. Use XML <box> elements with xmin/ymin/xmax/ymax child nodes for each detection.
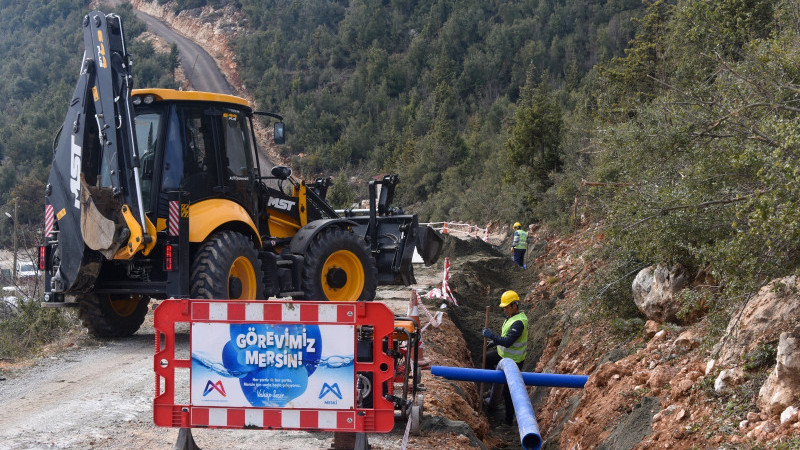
<box><xmin>402</xmin><ymin>234</ymin><xmax>564</xmax><ymax>449</ymax></box>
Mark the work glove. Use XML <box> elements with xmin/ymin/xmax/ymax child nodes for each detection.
<box><xmin>482</xmin><ymin>328</ymin><xmax>494</xmax><ymax>339</ymax></box>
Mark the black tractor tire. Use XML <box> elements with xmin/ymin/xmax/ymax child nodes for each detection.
<box><xmin>78</xmin><ymin>293</ymin><xmax>150</xmax><ymax>338</ymax></box>
<box><xmin>191</xmin><ymin>230</ymin><xmax>263</xmax><ymax>300</ymax></box>
<box><xmin>302</xmin><ymin>227</ymin><xmax>378</xmax><ymax>301</ymax></box>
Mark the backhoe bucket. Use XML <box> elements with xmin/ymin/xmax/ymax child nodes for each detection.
<box><xmin>416</xmin><ymin>225</ymin><xmax>443</xmax><ymax>266</ymax></box>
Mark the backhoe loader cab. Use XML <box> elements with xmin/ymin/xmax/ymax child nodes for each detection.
<box><xmin>41</xmin><ymin>11</ymin><xmax>442</xmax><ymax>338</ymax></box>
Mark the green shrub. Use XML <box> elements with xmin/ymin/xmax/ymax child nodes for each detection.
<box><xmin>0</xmin><ymin>300</ymin><xmax>79</xmax><ymax>360</ymax></box>
<box><xmin>742</xmin><ymin>341</ymin><xmax>777</xmax><ymax>372</ymax></box>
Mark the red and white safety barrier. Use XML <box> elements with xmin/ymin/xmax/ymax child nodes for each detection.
<box><xmin>421</xmin><ymin>257</ymin><xmax>458</xmax><ymax>306</ymax></box>
<box><xmin>191</xmin><ymin>301</ymin><xmax>355</xmax><ymax>323</ymax></box>
<box><xmin>191</xmin><ymin>407</ymin><xmax>355</xmax><ymax>430</ymax></box>
<box><xmin>154</xmin><ymin>299</ymin><xmax>396</xmax><ymax>433</ymax></box>
<box><xmin>421</xmin><ymin>221</ymin><xmax>489</xmax><ymax>242</ymax></box>
<box><xmin>409</xmin><ymin>289</ymin><xmax>442</xmax><ymax>328</ymax></box>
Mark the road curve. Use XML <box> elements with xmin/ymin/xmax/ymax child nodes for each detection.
<box><xmin>126</xmin><ymin>6</ymin><xmax>277</xmax><ymax>170</ymax></box>
<box><xmin>131</xmin><ymin>9</ymin><xmax>234</xmax><ymax>95</ymax></box>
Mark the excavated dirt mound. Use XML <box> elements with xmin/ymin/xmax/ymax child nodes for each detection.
<box><xmin>440</xmin><ymin>235</ymin><xmax>504</xmax><ymax>259</ymax></box>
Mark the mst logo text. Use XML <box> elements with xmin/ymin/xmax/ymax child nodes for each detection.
<box><xmin>267</xmin><ymin>197</ymin><xmax>296</xmax><ymax>211</ymax></box>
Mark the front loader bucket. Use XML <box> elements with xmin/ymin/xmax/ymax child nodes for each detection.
<box><xmin>416</xmin><ymin>225</ymin><xmax>443</xmax><ymax>266</ymax></box>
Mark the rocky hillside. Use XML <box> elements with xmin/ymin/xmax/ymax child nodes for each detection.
<box><xmin>443</xmin><ymin>226</ymin><xmax>800</xmax><ymax>448</ymax></box>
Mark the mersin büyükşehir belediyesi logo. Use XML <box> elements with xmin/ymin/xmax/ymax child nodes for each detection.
<box><xmin>203</xmin><ymin>380</ymin><xmax>227</xmax><ymax>397</ymax></box>
<box><xmin>319</xmin><ymin>383</ymin><xmax>343</xmax><ymax>400</ymax></box>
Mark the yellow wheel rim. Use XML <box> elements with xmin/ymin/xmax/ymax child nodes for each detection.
<box><xmin>109</xmin><ymin>295</ymin><xmax>141</xmax><ymax>317</ymax></box>
<box><xmin>321</xmin><ymin>250</ymin><xmax>365</xmax><ymax>301</ymax></box>
<box><xmin>229</xmin><ymin>256</ymin><xmax>257</xmax><ymax>299</ymax></box>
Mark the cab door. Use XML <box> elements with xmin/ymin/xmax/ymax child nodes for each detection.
<box><xmin>217</xmin><ymin>108</ymin><xmax>258</xmax><ymax>219</ymax></box>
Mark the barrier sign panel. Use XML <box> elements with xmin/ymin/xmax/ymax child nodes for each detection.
<box><xmin>154</xmin><ymin>299</ymin><xmax>396</xmax><ymax>433</ymax></box>
<box><xmin>191</xmin><ymin>323</ymin><xmax>355</xmax><ymax>409</ymax></box>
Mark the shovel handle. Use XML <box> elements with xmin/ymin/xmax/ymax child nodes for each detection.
<box><xmin>479</xmin><ymin>305</ymin><xmax>490</xmax><ymax>401</ymax></box>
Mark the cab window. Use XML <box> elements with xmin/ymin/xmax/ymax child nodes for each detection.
<box><xmin>133</xmin><ymin>110</ymin><xmax>162</xmax><ymax>205</ymax></box>
<box><xmin>221</xmin><ymin>110</ymin><xmax>252</xmax><ymax>178</ymax></box>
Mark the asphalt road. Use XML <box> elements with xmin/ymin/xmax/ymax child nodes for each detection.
<box><xmin>130</xmin><ymin>9</ymin><xmax>234</xmax><ymax>95</ymax></box>
<box><xmin>123</xmin><ymin>4</ymin><xmax>276</xmax><ymax>170</ymax></box>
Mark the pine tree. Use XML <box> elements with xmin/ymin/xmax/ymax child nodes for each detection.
<box><xmin>505</xmin><ymin>69</ymin><xmax>563</xmax><ymax>207</ymax></box>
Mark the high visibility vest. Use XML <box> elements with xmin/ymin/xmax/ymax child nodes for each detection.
<box><xmin>514</xmin><ymin>230</ymin><xmax>528</xmax><ymax>250</ymax></box>
<box><xmin>497</xmin><ymin>312</ymin><xmax>528</xmax><ymax>363</ymax></box>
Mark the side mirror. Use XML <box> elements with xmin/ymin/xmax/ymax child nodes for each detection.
<box><xmin>274</xmin><ymin>122</ymin><xmax>285</xmax><ymax>145</ymax></box>
<box><xmin>271</xmin><ymin>165</ymin><xmax>292</xmax><ymax>180</ymax></box>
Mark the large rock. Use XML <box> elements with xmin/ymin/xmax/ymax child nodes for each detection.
<box><xmin>714</xmin><ymin>276</ymin><xmax>800</xmax><ymax>367</ymax></box>
<box><xmin>714</xmin><ymin>368</ymin><xmax>746</xmax><ymax>393</ymax></box>
<box><xmin>758</xmin><ymin>330</ymin><xmax>800</xmax><ymax>415</ymax></box>
<box><xmin>631</xmin><ymin>265</ymin><xmax>688</xmax><ymax>323</ymax></box>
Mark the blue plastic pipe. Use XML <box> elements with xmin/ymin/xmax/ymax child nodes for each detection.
<box><xmin>430</xmin><ymin>365</ymin><xmax>588</xmax><ymax>388</ymax></box>
<box><xmin>498</xmin><ymin>358</ymin><xmax>541</xmax><ymax>450</ymax></box>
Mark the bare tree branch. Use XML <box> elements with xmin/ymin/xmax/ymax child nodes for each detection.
<box><xmin>621</xmin><ymin>193</ymin><xmax>757</xmax><ymax>232</ymax></box>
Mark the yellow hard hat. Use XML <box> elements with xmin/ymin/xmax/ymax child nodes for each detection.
<box><xmin>499</xmin><ymin>290</ymin><xmax>520</xmax><ymax>307</ymax></box>
<box><xmin>513</xmin><ymin>222</ymin><xmax>522</xmax><ymax>229</ymax></box>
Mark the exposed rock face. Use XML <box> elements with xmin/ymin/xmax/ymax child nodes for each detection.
<box><xmin>631</xmin><ymin>265</ymin><xmax>688</xmax><ymax>323</ymax></box>
<box><xmin>714</xmin><ymin>276</ymin><xmax>800</xmax><ymax>367</ymax></box>
<box><xmin>758</xmin><ymin>330</ymin><xmax>800</xmax><ymax>415</ymax></box>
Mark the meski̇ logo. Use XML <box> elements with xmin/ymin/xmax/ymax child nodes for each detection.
<box><xmin>203</xmin><ymin>380</ymin><xmax>227</xmax><ymax>397</ymax></box>
<box><xmin>319</xmin><ymin>383</ymin><xmax>343</xmax><ymax>404</ymax></box>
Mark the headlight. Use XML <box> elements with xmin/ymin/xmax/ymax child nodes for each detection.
<box><xmin>132</xmin><ymin>96</ymin><xmax>142</xmax><ymax>106</ymax></box>
<box><xmin>143</xmin><ymin>95</ymin><xmax>155</xmax><ymax>105</ymax></box>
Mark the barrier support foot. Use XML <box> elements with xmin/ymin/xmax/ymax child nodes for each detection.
<box><xmin>332</xmin><ymin>432</ymin><xmax>370</xmax><ymax>450</ymax></box>
<box><xmin>174</xmin><ymin>427</ymin><xmax>201</xmax><ymax>450</ymax></box>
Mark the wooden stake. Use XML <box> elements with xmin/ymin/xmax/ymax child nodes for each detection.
<box><xmin>478</xmin><ymin>305</ymin><xmax>490</xmax><ymax>403</ymax></box>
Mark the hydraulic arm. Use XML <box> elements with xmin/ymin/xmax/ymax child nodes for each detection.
<box><xmin>45</xmin><ymin>11</ymin><xmax>152</xmax><ymax>294</ymax></box>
